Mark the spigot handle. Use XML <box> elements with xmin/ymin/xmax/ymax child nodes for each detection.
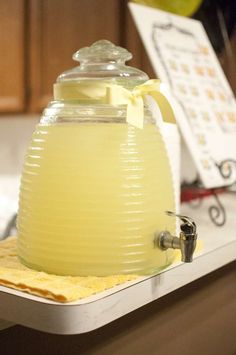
<box><xmin>165</xmin><ymin>211</ymin><xmax>197</xmax><ymax>235</ymax></box>
<box><xmin>156</xmin><ymin>211</ymin><xmax>197</xmax><ymax>263</ymax></box>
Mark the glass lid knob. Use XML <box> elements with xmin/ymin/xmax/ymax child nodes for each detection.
<box><xmin>72</xmin><ymin>39</ymin><xmax>133</xmax><ymax>64</ymax></box>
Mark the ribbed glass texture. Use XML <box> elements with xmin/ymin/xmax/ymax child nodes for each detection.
<box><xmin>18</xmin><ymin>122</ymin><xmax>176</xmax><ymax>276</ymax></box>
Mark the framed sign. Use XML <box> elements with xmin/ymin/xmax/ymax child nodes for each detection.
<box><xmin>129</xmin><ymin>2</ymin><xmax>236</xmax><ymax>188</ymax></box>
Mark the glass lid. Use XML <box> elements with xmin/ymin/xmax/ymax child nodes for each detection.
<box><xmin>56</xmin><ymin>40</ymin><xmax>149</xmax><ymax>88</ymax></box>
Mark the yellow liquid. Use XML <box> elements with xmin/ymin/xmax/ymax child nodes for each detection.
<box><xmin>18</xmin><ymin>123</ymin><xmax>176</xmax><ymax>276</ymax></box>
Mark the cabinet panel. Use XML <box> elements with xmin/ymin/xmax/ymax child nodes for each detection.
<box><xmin>0</xmin><ymin>0</ymin><xmax>25</xmax><ymax>112</ymax></box>
<box><xmin>124</xmin><ymin>5</ymin><xmax>156</xmax><ymax>79</ymax></box>
<box><xmin>29</xmin><ymin>0</ymin><xmax>122</xmax><ymax>112</ymax></box>
<box><xmin>220</xmin><ymin>30</ymin><xmax>236</xmax><ymax>95</ymax></box>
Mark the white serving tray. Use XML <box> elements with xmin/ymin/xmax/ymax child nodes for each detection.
<box><xmin>0</xmin><ymin>194</ymin><xmax>235</xmax><ymax>334</ymax></box>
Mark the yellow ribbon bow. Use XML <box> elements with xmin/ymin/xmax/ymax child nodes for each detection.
<box><xmin>54</xmin><ymin>79</ymin><xmax>175</xmax><ymax>129</ymax></box>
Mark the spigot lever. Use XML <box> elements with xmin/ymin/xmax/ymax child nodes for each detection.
<box><xmin>157</xmin><ymin>211</ymin><xmax>197</xmax><ymax>263</ymax></box>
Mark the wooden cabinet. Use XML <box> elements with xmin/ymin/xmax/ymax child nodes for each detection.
<box><xmin>28</xmin><ymin>0</ymin><xmax>123</xmax><ymax>112</ymax></box>
<box><xmin>123</xmin><ymin>7</ymin><xmax>155</xmax><ymax>79</ymax></box>
<box><xmin>0</xmin><ymin>1</ymin><xmax>235</xmax><ymax>114</ymax></box>
<box><xmin>0</xmin><ymin>0</ymin><xmax>155</xmax><ymax>114</ymax></box>
<box><xmin>0</xmin><ymin>0</ymin><xmax>26</xmax><ymax>112</ymax></box>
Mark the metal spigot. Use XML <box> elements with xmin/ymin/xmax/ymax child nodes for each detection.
<box><xmin>156</xmin><ymin>211</ymin><xmax>197</xmax><ymax>263</ymax></box>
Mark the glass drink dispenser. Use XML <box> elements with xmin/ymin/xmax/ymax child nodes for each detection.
<box><xmin>17</xmin><ymin>40</ymin><xmax>177</xmax><ymax>276</ymax></box>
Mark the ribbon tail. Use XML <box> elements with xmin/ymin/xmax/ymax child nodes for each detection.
<box><xmin>147</xmin><ymin>91</ymin><xmax>176</xmax><ymax>124</ymax></box>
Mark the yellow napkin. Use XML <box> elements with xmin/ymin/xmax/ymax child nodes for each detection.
<box><xmin>0</xmin><ymin>237</ymin><xmax>138</xmax><ymax>303</ymax></box>
<box><xmin>0</xmin><ymin>237</ymin><xmax>202</xmax><ymax>303</ymax></box>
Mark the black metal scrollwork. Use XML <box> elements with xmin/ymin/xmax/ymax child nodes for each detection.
<box><xmin>202</xmin><ymin>159</ymin><xmax>236</xmax><ymax>226</ymax></box>
<box><xmin>215</xmin><ymin>159</ymin><xmax>236</xmax><ymax>181</ymax></box>
<box><xmin>181</xmin><ymin>179</ymin><xmax>227</xmax><ymax>227</ymax></box>
<box><xmin>208</xmin><ymin>191</ymin><xmax>226</xmax><ymax>227</ymax></box>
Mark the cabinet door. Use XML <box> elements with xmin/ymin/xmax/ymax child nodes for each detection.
<box><xmin>220</xmin><ymin>30</ymin><xmax>236</xmax><ymax>96</ymax></box>
<box><xmin>29</xmin><ymin>0</ymin><xmax>122</xmax><ymax>112</ymax></box>
<box><xmin>0</xmin><ymin>0</ymin><xmax>25</xmax><ymax>112</ymax></box>
<box><xmin>124</xmin><ymin>4</ymin><xmax>156</xmax><ymax>79</ymax></box>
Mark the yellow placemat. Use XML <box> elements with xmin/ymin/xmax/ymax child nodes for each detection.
<box><xmin>0</xmin><ymin>237</ymin><xmax>138</xmax><ymax>303</ymax></box>
<box><xmin>0</xmin><ymin>237</ymin><xmax>202</xmax><ymax>303</ymax></box>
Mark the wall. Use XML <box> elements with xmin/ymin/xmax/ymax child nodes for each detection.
<box><xmin>0</xmin><ymin>117</ymin><xmax>39</xmax><ymax>234</ymax></box>
<box><xmin>0</xmin><ymin>116</ymin><xmax>39</xmax><ymax>175</ymax></box>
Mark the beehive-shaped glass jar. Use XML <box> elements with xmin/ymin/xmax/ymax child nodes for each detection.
<box><xmin>17</xmin><ymin>40</ymin><xmax>176</xmax><ymax>276</ymax></box>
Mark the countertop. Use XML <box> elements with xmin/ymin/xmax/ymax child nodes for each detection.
<box><xmin>0</xmin><ymin>185</ymin><xmax>235</xmax><ymax>334</ymax></box>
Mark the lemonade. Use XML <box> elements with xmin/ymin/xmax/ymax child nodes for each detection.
<box><xmin>18</xmin><ymin>122</ymin><xmax>176</xmax><ymax>276</ymax></box>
